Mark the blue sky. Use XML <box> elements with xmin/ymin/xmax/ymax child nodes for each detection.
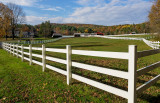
<box><xmin>0</xmin><ymin>0</ymin><xmax>153</xmax><ymax>26</ymax></box>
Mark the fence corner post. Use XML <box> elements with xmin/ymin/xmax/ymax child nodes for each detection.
<box><xmin>42</xmin><ymin>44</ymin><xmax>46</xmax><ymax>72</ymax></box>
<box><xmin>66</xmin><ymin>45</ymin><xmax>72</xmax><ymax>85</ymax></box>
<box><xmin>128</xmin><ymin>45</ymin><xmax>137</xmax><ymax>103</ymax></box>
<box><xmin>29</xmin><ymin>44</ymin><xmax>32</xmax><ymax>65</ymax></box>
<box><xmin>21</xmin><ymin>45</ymin><xmax>24</xmax><ymax>62</ymax></box>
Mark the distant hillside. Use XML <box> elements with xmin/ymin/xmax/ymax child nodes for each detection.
<box><xmin>18</xmin><ymin>22</ymin><xmax>150</xmax><ymax>37</ymax></box>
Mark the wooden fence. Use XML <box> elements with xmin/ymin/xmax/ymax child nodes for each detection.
<box><xmin>2</xmin><ymin>42</ymin><xmax>160</xmax><ymax>103</ymax></box>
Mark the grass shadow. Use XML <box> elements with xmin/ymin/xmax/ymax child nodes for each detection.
<box><xmin>139</xmin><ymin>93</ymin><xmax>160</xmax><ymax>103</ymax></box>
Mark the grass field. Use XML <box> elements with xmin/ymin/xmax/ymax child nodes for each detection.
<box><xmin>0</xmin><ymin>37</ymin><xmax>53</xmax><ymax>42</ymax></box>
<box><xmin>113</xmin><ymin>34</ymin><xmax>154</xmax><ymax>38</ymax></box>
<box><xmin>0</xmin><ymin>37</ymin><xmax>160</xmax><ymax>103</ymax></box>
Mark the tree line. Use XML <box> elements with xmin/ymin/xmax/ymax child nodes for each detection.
<box><xmin>18</xmin><ymin>22</ymin><xmax>149</xmax><ymax>38</ymax></box>
<box><xmin>33</xmin><ymin>22</ymin><xmax>150</xmax><ymax>37</ymax></box>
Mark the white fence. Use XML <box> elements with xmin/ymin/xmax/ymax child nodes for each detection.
<box><xmin>94</xmin><ymin>35</ymin><xmax>159</xmax><ymax>49</ymax></box>
<box><xmin>94</xmin><ymin>35</ymin><xmax>143</xmax><ymax>40</ymax></box>
<box><xmin>2</xmin><ymin>43</ymin><xmax>160</xmax><ymax>103</ymax></box>
<box><xmin>107</xmin><ymin>33</ymin><xmax>151</xmax><ymax>37</ymax></box>
<box><xmin>6</xmin><ymin>38</ymin><xmax>62</xmax><ymax>45</ymax></box>
<box><xmin>143</xmin><ymin>39</ymin><xmax>160</xmax><ymax>49</ymax></box>
<box><xmin>5</xmin><ymin>36</ymin><xmax>74</xmax><ymax>45</ymax></box>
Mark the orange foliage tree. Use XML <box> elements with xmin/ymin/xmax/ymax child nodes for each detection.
<box><xmin>148</xmin><ymin>0</ymin><xmax>160</xmax><ymax>33</ymax></box>
<box><xmin>0</xmin><ymin>3</ymin><xmax>12</xmax><ymax>39</ymax></box>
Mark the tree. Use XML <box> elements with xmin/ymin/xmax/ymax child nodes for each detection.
<box><xmin>84</xmin><ymin>28</ymin><xmax>88</xmax><ymax>33</ymax></box>
<box><xmin>0</xmin><ymin>3</ymin><xmax>12</xmax><ymax>40</ymax></box>
<box><xmin>39</xmin><ymin>21</ymin><xmax>52</xmax><ymax>37</ymax></box>
<box><xmin>148</xmin><ymin>0</ymin><xmax>160</xmax><ymax>33</ymax></box>
<box><xmin>45</xmin><ymin>21</ymin><xmax>52</xmax><ymax>37</ymax></box>
<box><xmin>7</xmin><ymin>3</ymin><xmax>26</xmax><ymax>40</ymax></box>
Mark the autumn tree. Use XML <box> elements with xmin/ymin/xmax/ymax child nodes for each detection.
<box><xmin>0</xmin><ymin>3</ymin><xmax>12</xmax><ymax>40</ymax></box>
<box><xmin>7</xmin><ymin>3</ymin><xmax>26</xmax><ymax>40</ymax></box>
<box><xmin>148</xmin><ymin>0</ymin><xmax>160</xmax><ymax>33</ymax></box>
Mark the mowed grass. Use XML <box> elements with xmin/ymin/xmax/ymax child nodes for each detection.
<box><xmin>32</xmin><ymin>37</ymin><xmax>151</xmax><ymax>51</ymax></box>
<box><xmin>0</xmin><ymin>37</ymin><xmax>54</xmax><ymax>42</ymax></box>
<box><xmin>0</xmin><ymin>37</ymin><xmax>160</xmax><ymax>103</ymax></box>
<box><xmin>113</xmin><ymin>34</ymin><xmax>154</xmax><ymax>39</ymax></box>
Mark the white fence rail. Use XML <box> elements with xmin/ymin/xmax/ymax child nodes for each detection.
<box><xmin>143</xmin><ymin>39</ymin><xmax>160</xmax><ymax>49</ymax></box>
<box><xmin>107</xmin><ymin>33</ymin><xmax>151</xmax><ymax>37</ymax></box>
<box><xmin>2</xmin><ymin>42</ymin><xmax>160</xmax><ymax>103</ymax></box>
<box><xmin>4</xmin><ymin>36</ymin><xmax>74</xmax><ymax>45</ymax></box>
<box><xmin>5</xmin><ymin>38</ymin><xmax>62</xmax><ymax>45</ymax></box>
<box><xmin>93</xmin><ymin>35</ymin><xmax>143</xmax><ymax>40</ymax></box>
<box><xmin>94</xmin><ymin>35</ymin><xmax>159</xmax><ymax>49</ymax></box>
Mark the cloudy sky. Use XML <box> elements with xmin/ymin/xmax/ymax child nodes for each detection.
<box><xmin>0</xmin><ymin>0</ymin><xmax>153</xmax><ymax>26</ymax></box>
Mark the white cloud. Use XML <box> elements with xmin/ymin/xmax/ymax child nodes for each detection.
<box><xmin>70</xmin><ymin>0</ymin><xmax>153</xmax><ymax>25</ymax></box>
<box><xmin>42</xmin><ymin>7</ymin><xmax>64</xmax><ymax>11</ymax></box>
<box><xmin>56</xmin><ymin>6</ymin><xmax>64</xmax><ymax>10</ymax></box>
<box><xmin>26</xmin><ymin>16</ymin><xmax>48</xmax><ymax>24</ymax></box>
<box><xmin>76</xmin><ymin>0</ymin><xmax>105</xmax><ymax>6</ymax></box>
<box><xmin>26</xmin><ymin>0</ymin><xmax>153</xmax><ymax>26</ymax></box>
<box><xmin>43</xmin><ymin>8</ymin><xmax>59</xmax><ymax>11</ymax></box>
<box><xmin>26</xmin><ymin>16</ymin><xmax>65</xmax><ymax>25</ymax></box>
<box><xmin>0</xmin><ymin>0</ymin><xmax>38</xmax><ymax>6</ymax></box>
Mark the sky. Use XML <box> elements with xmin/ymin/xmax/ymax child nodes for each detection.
<box><xmin>0</xmin><ymin>0</ymin><xmax>153</xmax><ymax>26</ymax></box>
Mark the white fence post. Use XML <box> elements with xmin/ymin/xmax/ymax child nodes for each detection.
<box><xmin>12</xmin><ymin>44</ymin><xmax>14</xmax><ymax>55</ymax></box>
<box><xmin>9</xmin><ymin>43</ymin><xmax>11</xmax><ymax>54</ymax></box>
<box><xmin>21</xmin><ymin>45</ymin><xmax>24</xmax><ymax>62</ymax></box>
<box><xmin>11</xmin><ymin>44</ymin><xmax>13</xmax><ymax>54</ymax></box>
<box><xmin>42</xmin><ymin>44</ymin><xmax>46</xmax><ymax>72</ymax></box>
<box><xmin>5</xmin><ymin>43</ymin><xmax>7</xmax><ymax>50</ymax></box>
<box><xmin>3</xmin><ymin>43</ymin><xmax>4</xmax><ymax>50</ymax></box>
<box><xmin>3</xmin><ymin>43</ymin><xmax>4</xmax><ymax>49</ymax></box>
<box><xmin>16</xmin><ymin>44</ymin><xmax>18</xmax><ymax>58</ymax></box>
<box><xmin>7</xmin><ymin>43</ymin><xmax>10</xmax><ymax>53</ymax></box>
<box><xmin>6</xmin><ymin>43</ymin><xmax>8</xmax><ymax>51</ymax></box>
<box><xmin>13</xmin><ymin>44</ymin><xmax>15</xmax><ymax>56</ymax></box>
<box><xmin>2</xmin><ymin>43</ymin><xmax>3</xmax><ymax>49</ymax></box>
<box><xmin>128</xmin><ymin>45</ymin><xmax>137</xmax><ymax>103</ymax></box>
<box><xmin>5</xmin><ymin>43</ymin><xmax>6</xmax><ymax>50</ymax></box>
<box><xmin>5</xmin><ymin>43</ymin><xmax>7</xmax><ymax>51</ymax></box>
<box><xmin>7</xmin><ymin>43</ymin><xmax>8</xmax><ymax>52</ymax></box>
<box><xmin>66</xmin><ymin>45</ymin><xmax>72</xmax><ymax>85</ymax></box>
<box><xmin>4</xmin><ymin>43</ymin><xmax>5</xmax><ymax>50</ymax></box>
<box><xmin>29</xmin><ymin>44</ymin><xmax>32</xmax><ymax>65</ymax></box>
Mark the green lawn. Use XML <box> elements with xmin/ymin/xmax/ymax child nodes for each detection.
<box><xmin>0</xmin><ymin>37</ymin><xmax>160</xmax><ymax>103</ymax></box>
<box><xmin>0</xmin><ymin>37</ymin><xmax>54</xmax><ymax>43</ymax></box>
<box><xmin>0</xmin><ymin>38</ymin><xmax>19</xmax><ymax>42</ymax></box>
<box><xmin>113</xmin><ymin>34</ymin><xmax>154</xmax><ymax>39</ymax></box>
<box><xmin>32</xmin><ymin>37</ymin><xmax>151</xmax><ymax>51</ymax></box>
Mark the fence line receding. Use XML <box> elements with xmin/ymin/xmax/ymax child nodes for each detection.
<box><xmin>2</xmin><ymin>42</ymin><xmax>160</xmax><ymax>103</ymax></box>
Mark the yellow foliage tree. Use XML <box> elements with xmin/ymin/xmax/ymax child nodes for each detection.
<box><xmin>0</xmin><ymin>3</ymin><xmax>12</xmax><ymax>39</ymax></box>
<box><xmin>84</xmin><ymin>29</ymin><xmax>88</xmax><ymax>33</ymax></box>
<box><xmin>148</xmin><ymin>0</ymin><xmax>160</xmax><ymax>33</ymax></box>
